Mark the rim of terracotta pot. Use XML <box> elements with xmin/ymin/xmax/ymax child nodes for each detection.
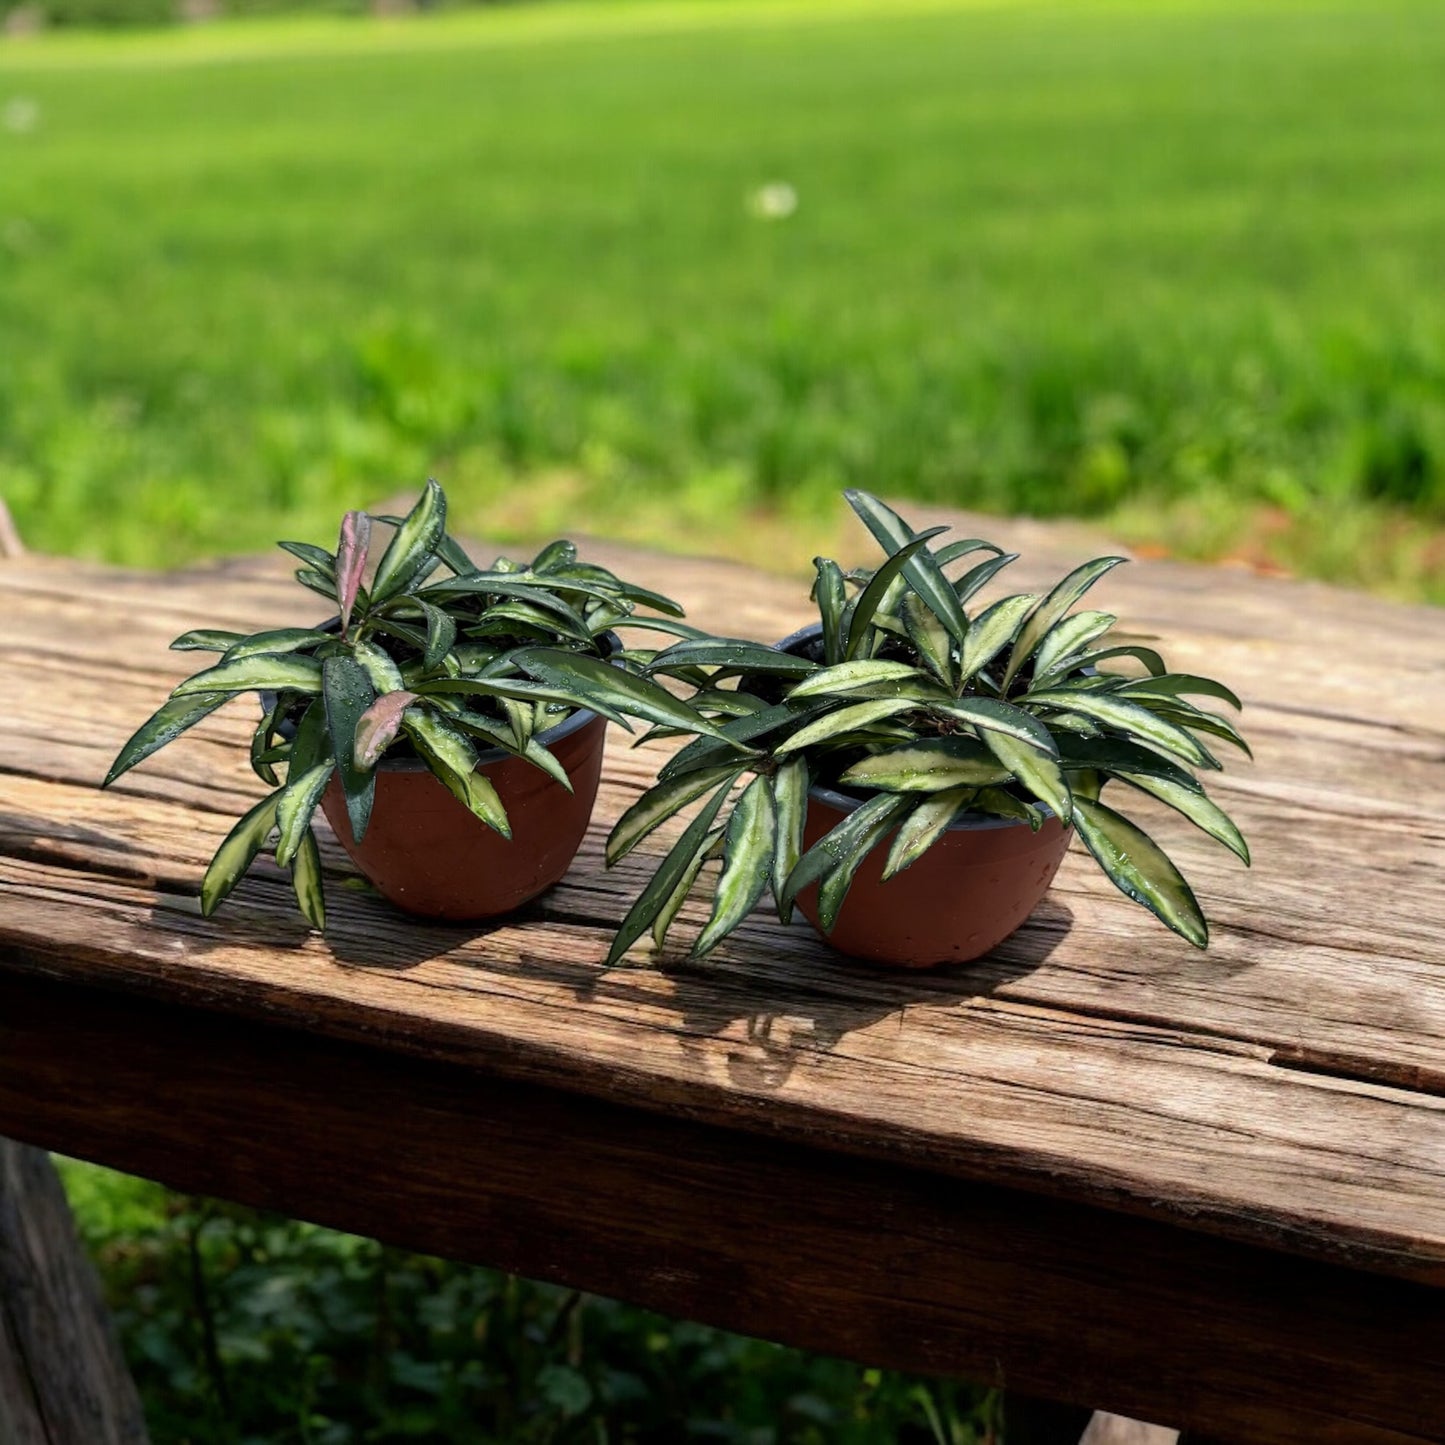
<box><xmin>263</xmin><ymin>625</ymin><xmax>622</xmax><ymax>773</ymax></box>
<box><xmin>773</xmin><ymin>620</ymin><xmax>1060</xmax><ymax>833</ymax></box>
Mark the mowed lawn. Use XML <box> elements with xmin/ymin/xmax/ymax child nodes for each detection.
<box><xmin>2</xmin><ymin>0</ymin><xmax>1444</xmax><ymax>596</ymax></box>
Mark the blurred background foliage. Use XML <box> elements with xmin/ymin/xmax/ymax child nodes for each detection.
<box><xmin>2</xmin><ymin>0</ymin><xmax>1444</xmax><ymax>597</ymax></box>
<box><xmin>6</xmin><ymin>0</ymin><xmax>1444</xmax><ymax>1436</ymax></box>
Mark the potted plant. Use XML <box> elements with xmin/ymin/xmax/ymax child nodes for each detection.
<box><xmin>605</xmin><ymin>490</ymin><xmax>1250</xmax><ymax>967</ymax></box>
<box><xmin>105</xmin><ymin>480</ymin><xmax>741</xmax><ymax>925</ymax></box>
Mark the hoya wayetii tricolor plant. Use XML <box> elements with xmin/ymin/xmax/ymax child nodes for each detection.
<box><xmin>605</xmin><ymin>490</ymin><xmax>1250</xmax><ymax>962</ymax></box>
<box><xmin>104</xmin><ymin>481</ymin><xmax>738</xmax><ymax>928</ymax></box>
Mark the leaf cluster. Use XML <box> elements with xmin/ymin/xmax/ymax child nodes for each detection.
<box><xmin>105</xmin><ymin>480</ymin><xmax>728</xmax><ymax>928</ymax></box>
<box><xmin>607</xmin><ymin>490</ymin><xmax>1250</xmax><ymax>961</ymax></box>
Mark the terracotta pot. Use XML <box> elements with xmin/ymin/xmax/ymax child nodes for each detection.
<box><xmin>321</xmin><ymin>707</ymin><xmax>608</xmax><ymax>922</ymax></box>
<box><xmin>793</xmin><ymin>788</ymin><xmax>1071</xmax><ymax>968</ymax></box>
<box><xmin>774</xmin><ymin>621</ymin><xmax>1071</xmax><ymax>967</ymax></box>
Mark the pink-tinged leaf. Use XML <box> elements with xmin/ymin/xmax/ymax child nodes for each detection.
<box><xmin>337</xmin><ymin>510</ymin><xmax>372</xmax><ymax>632</ymax></box>
<box><xmin>354</xmin><ymin>690</ymin><xmax>417</xmax><ymax>770</ymax></box>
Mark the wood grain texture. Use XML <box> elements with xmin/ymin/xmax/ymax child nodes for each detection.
<box><xmin>1</xmin><ymin>512</ymin><xmax>1443</xmax><ymax>1437</ymax></box>
<box><xmin>2</xmin><ymin>974</ymin><xmax>1441</xmax><ymax>1445</ymax></box>
<box><xmin>0</xmin><ymin>1139</ymin><xmax>150</xmax><ymax>1445</ymax></box>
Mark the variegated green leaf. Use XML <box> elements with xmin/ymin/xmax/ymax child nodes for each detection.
<box><xmin>787</xmin><ymin>659</ymin><xmax>928</xmax><ymax>700</ymax></box>
<box><xmin>294</xmin><ymin>566</ymin><xmax>338</xmax><ymax>603</ymax></box>
<box><xmin>275</xmin><ymin>762</ymin><xmax>335</xmax><ymax>868</ymax></box>
<box><xmin>533</xmin><ymin>539</ymin><xmax>577</xmax><ymax>572</ymax></box>
<box><xmin>1001</xmin><ymin>555</ymin><xmax>1128</xmax><ymax>692</ymax></box>
<box><xmin>1056</xmin><ymin>735</ymin><xmax>1200</xmax><ymax>789</ymax></box>
<box><xmin>842</xmin><ymin>526</ymin><xmax>949</xmax><ymax>660</ymax></box>
<box><xmin>1134</xmin><ymin>696</ymin><xmax>1253</xmax><ymax>756</ymax></box>
<box><xmin>694</xmin><ymin>774</ymin><xmax>778</xmax><ymax>956</ymax></box>
<box><xmin>952</xmin><ymin>550</ymin><xmax>1020</xmax><ymax>605</ymax></box>
<box><xmin>290</xmin><ymin>827</ymin><xmax>326</xmax><ymax>931</ymax></box>
<box><xmin>901</xmin><ymin>592</ymin><xmax>954</xmax><ymax>688</ymax></box>
<box><xmin>658</xmin><ymin>701</ymin><xmax>815</xmax><ymax>782</ymax></box>
<box><xmin>1116</xmin><ymin>772</ymin><xmax>1250</xmax><ymax>863</ymax></box>
<box><xmin>652</xmin><ymin>826</ymin><xmax>725</xmax><ymax>950</ymax></box>
<box><xmin>173</xmin><ymin>653</ymin><xmax>324</xmax><ymax>698</ymax></box>
<box><xmin>813</xmin><ymin>558</ymin><xmax>848</xmax><ymax>665</ymax></box>
<box><xmin>815</xmin><ymin>795</ymin><xmax>911</xmax><ymax>931</ymax></box>
<box><xmin>278</xmin><ymin>540</ymin><xmax>335</xmax><ymax>575</ymax></box>
<box><xmin>607</xmin><ymin>779</ymin><xmax>736</xmax><ymax>965</ymax></box>
<box><xmin>1067</xmin><ymin>644</ymin><xmax>1168</xmax><ymax>678</ymax></box>
<box><xmin>420</xmin><ymin>676</ymin><xmax>629</xmax><ymax>728</ymax></box>
<box><xmin>370</xmin><ymin>478</ymin><xmax>446</xmax><ymax>605</ymax></box>
<box><xmin>959</xmin><ymin>593</ymin><xmax>1039</xmax><ymax>681</ymax></box>
<box><xmin>646</xmin><ymin>638</ymin><xmax>817</xmax><ymax>678</ymax></box>
<box><xmin>934</xmin><ymin>538</ymin><xmax>1004</xmax><ymax>567</ymax></box>
<box><xmin>1032</xmin><ymin>610</ymin><xmax>1116</xmax><ymax>683</ymax></box>
<box><xmin>419</xmin><ymin>603</ymin><xmax>457</xmax><ymax>669</ymax></box>
<box><xmin>1117</xmin><ymin>673</ymin><xmax>1243</xmax><ymax>711</ymax></box>
<box><xmin>769</xmin><ymin>755</ymin><xmax>809</xmax><ymax>923</ymax></box>
<box><xmin>351</xmin><ymin>638</ymin><xmax>406</xmax><ymax>693</ymax></box>
<box><xmin>607</xmin><ymin>762</ymin><xmax>745</xmax><ymax>866</ymax></box>
<box><xmin>200</xmin><ymin>790</ymin><xmax>281</xmax><ymax>916</ymax></box>
<box><xmin>782</xmin><ymin>791</ymin><xmax>908</xmax><ymax>920</ymax></box>
<box><xmin>171</xmin><ymin>629</ymin><xmax>244</xmax><ymax>653</ymax></box>
<box><xmin>1071</xmin><ymin>796</ymin><xmax>1207</xmax><ymax>948</ymax></box>
<box><xmin>403</xmin><ymin>709</ymin><xmax>510</xmax><ymax>837</ymax></box>
<box><xmin>222</xmin><ymin>628</ymin><xmax>332</xmax><ymax>663</ymax></box>
<box><xmin>322</xmin><ymin>654</ymin><xmax>377</xmax><ymax>843</ymax></box>
<box><xmin>250</xmin><ymin>698</ymin><xmax>284</xmax><ymax>786</ymax></box>
<box><xmin>840</xmin><ymin>738</ymin><xmax>1012</xmax><ymax>792</ymax></box>
<box><xmin>104</xmin><ymin>692</ymin><xmax>230</xmax><ymax>788</ymax></box>
<box><xmin>842</xmin><ymin>491</ymin><xmax>968</xmax><ymax>643</ymax></box>
<box><xmin>515</xmin><ymin>648</ymin><xmax>743</xmax><ymax>746</ymax></box>
<box><xmin>882</xmin><ymin>786</ymin><xmax>971</xmax><ymax>879</ymax></box>
<box><xmin>774</xmin><ymin>697</ymin><xmax>921</xmax><ymax>755</ymax></box>
<box><xmin>976</xmin><ymin>731</ymin><xmax>1072</xmax><ymax>821</ymax></box>
<box><xmin>932</xmin><ymin>698</ymin><xmax>1059</xmax><ymax>757</ymax></box>
<box><xmin>1022</xmin><ymin>689</ymin><xmax>1216</xmax><ymax>768</ymax></box>
<box><xmin>972</xmin><ymin>787</ymin><xmax>1044</xmax><ymax>829</ymax></box>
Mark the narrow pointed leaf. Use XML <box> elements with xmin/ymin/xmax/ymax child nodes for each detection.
<box><xmin>782</xmin><ymin>791</ymin><xmax>908</xmax><ymax>919</ymax></box>
<box><xmin>788</xmin><ymin>659</ymin><xmax>927</xmax><ymax>700</ymax></box>
<box><xmin>370</xmin><ymin>479</ymin><xmax>446</xmax><ymax>605</ymax></box>
<box><xmin>1117</xmin><ymin>772</ymin><xmax>1250</xmax><ymax>863</ymax></box>
<box><xmin>250</xmin><ymin>699</ymin><xmax>284</xmax><ymax>786</ymax></box>
<box><xmin>953</xmin><ymin>551</ymin><xmax>1020</xmax><ymax>605</ymax></box>
<box><xmin>288</xmin><ymin>698</ymin><xmax>329</xmax><ymax>776</ymax></box>
<box><xmin>171</xmin><ymin>629</ymin><xmax>244</xmax><ymax>653</ymax></box>
<box><xmin>934</xmin><ymin>538</ymin><xmax>1004</xmax><ymax>566</ymax></box>
<box><xmin>607</xmin><ymin>763</ymin><xmax>744</xmax><ymax>866</ymax></box>
<box><xmin>1023</xmin><ymin>689</ymin><xmax>1216</xmax><ymax>768</ymax></box>
<box><xmin>278</xmin><ymin>540</ymin><xmax>336</xmax><ymax>575</ymax></box>
<box><xmin>959</xmin><ymin>594</ymin><xmax>1039</xmax><ymax>681</ymax></box>
<box><xmin>514</xmin><ymin>648</ymin><xmax>744</xmax><ymax>746</ymax></box>
<box><xmin>275</xmin><ymin>762</ymin><xmax>335</xmax><ymax>868</ymax></box>
<box><xmin>104</xmin><ymin>692</ymin><xmax>229</xmax><ymax>787</ymax></box>
<box><xmin>652</xmin><ymin>827</ymin><xmax>725</xmax><ymax>950</ymax></box>
<box><xmin>421</xmin><ymin>675</ymin><xmax>630</xmax><ymax>729</ymax></box>
<box><xmin>174</xmin><ymin>653</ymin><xmax>323</xmax><ymax>698</ymax></box>
<box><xmin>842</xmin><ymin>490</ymin><xmax>968</xmax><ymax>642</ymax></box>
<box><xmin>813</xmin><ymin>558</ymin><xmax>848</xmax><ymax>665</ymax></box>
<box><xmin>1057</xmin><ymin>735</ymin><xmax>1201</xmax><ymax>790</ymax></box>
<box><xmin>694</xmin><ymin>774</ymin><xmax>777</xmax><ymax>956</ymax></box>
<box><xmin>774</xmin><ymin>697</ymin><xmax>921</xmax><ymax>755</ymax></box>
<box><xmin>1001</xmin><ymin>556</ymin><xmax>1129</xmax><ymax>692</ymax></box>
<box><xmin>882</xmin><ymin>786</ymin><xmax>971</xmax><ymax>879</ymax></box>
<box><xmin>403</xmin><ymin>709</ymin><xmax>510</xmax><ymax>837</ymax></box>
<box><xmin>815</xmin><ymin>795</ymin><xmax>911</xmax><ymax>931</ymax></box>
<box><xmin>933</xmin><ymin>698</ymin><xmax>1059</xmax><ymax>757</ymax></box>
<box><xmin>336</xmin><ymin>509</ymin><xmax>371</xmax><ymax>632</ymax></box>
<box><xmin>1118</xmin><ymin>674</ymin><xmax>1243</xmax><ymax>711</ymax></box>
<box><xmin>1072</xmin><ymin>796</ymin><xmax>1208</xmax><ymax>947</ymax></box>
<box><xmin>840</xmin><ymin>737</ymin><xmax>1011</xmax><ymax>792</ymax></box>
<box><xmin>200</xmin><ymin>791</ymin><xmax>281</xmax><ymax>916</ymax></box>
<box><xmin>352</xmin><ymin>638</ymin><xmax>406</xmax><ymax>694</ymax></box>
<box><xmin>354</xmin><ymin>690</ymin><xmax>418</xmax><ymax>769</ymax></box>
<box><xmin>646</xmin><ymin>639</ymin><xmax>817</xmax><ymax>678</ymax></box>
<box><xmin>843</xmin><ymin>527</ymin><xmax>949</xmax><ymax>660</ymax></box>
<box><xmin>770</xmin><ymin>756</ymin><xmax>809</xmax><ymax>923</ymax></box>
<box><xmin>294</xmin><ymin>567</ymin><xmax>338</xmax><ymax>602</ymax></box>
<box><xmin>1064</xmin><ymin>644</ymin><xmax>1168</xmax><ymax>679</ymax></box>
<box><xmin>291</xmin><ymin>827</ymin><xmax>326</xmax><ymax>931</ymax></box>
<box><xmin>223</xmin><ymin>628</ymin><xmax>332</xmax><ymax>662</ymax></box>
<box><xmin>973</xmin><ymin>787</ymin><xmax>1044</xmax><ymax>829</ymax></box>
<box><xmin>902</xmin><ymin>592</ymin><xmax>954</xmax><ymax>688</ymax></box>
<box><xmin>533</xmin><ymin>539</ymin><xmax>577</xmax><ymax>572</ymax></box>
<box><xmin>322</xmin><ymin>655</ymin><xmax>376</xmax><ymax>843</ymax></box>
<box><xmin>976</xmin><ymin>731</ymin><xmax>1072</xmax><ymax>821</ymax></box>
<box><xmin>1146</xmin><ymin>699</ymin><xmax>1253</xmax><ymax>759</ymax></box>
<box><xmin>1033</xmin><ymin>610</ymin><xmax>1116</xmax><ymax>683</ymax></box>
<box><xmin>421</xmin><ymin>603</ymin><xmax>457</xmax><ymax>669</ymax></box>
<box><xmin>607</xmin><ymin>779</ymin><xmax>737</xmax><ymax>965</ymax></box>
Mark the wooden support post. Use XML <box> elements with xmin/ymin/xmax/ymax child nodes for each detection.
<box><xmin>0</xmin><ymin>1139</ymin><xmax>150</xmax><ymax>1445</ymax></box>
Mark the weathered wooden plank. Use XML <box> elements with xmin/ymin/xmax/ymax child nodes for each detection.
<box><xmin>0</xmin><ymin>1139</ymin><xmax>150</xmax><ymax>1445</ymax></box>
<box><xmin>2</xmin><ymin>853</ymin><xmax>1443</xmax><ymax>1284</ymax></box>
<box><xmin>2</xmin><ymin>973</ymin><xmax>1441</xmax><ymax>1445</ymax></box>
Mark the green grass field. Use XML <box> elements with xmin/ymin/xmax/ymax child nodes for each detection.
<box><xmin>2</xmin><ymin>0</ymin><xmax>1444</xmax><ymax>596</ymax></box>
